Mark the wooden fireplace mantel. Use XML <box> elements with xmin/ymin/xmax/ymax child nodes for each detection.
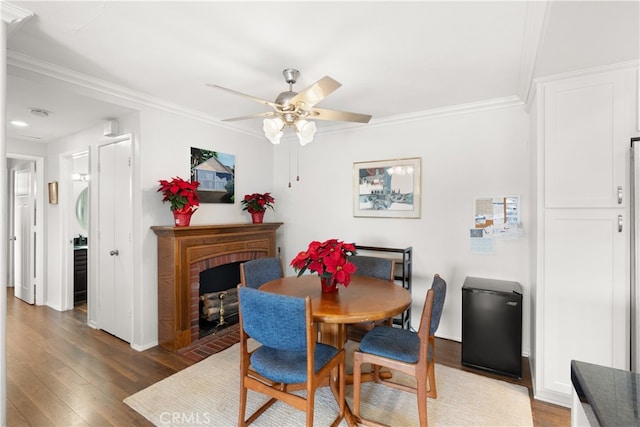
<box><xmin>151</xmin><ymin>223</ymin><xmax>283</xmax><ymax>351</ymax></box>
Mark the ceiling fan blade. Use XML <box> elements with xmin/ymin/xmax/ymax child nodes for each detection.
<box><xmin>207</xmin><ymin>84</ymin><xmax>281</xmax><ymax>109</ymax></box>
<box><xmin>308</xmin><ymin>107</ymin><xmax>372</xmax><ymax>123</ymax></box>
<box><xmin>289</xmin><ymin>76</ymin><xmax>341</xmax><ymax>108</ymax></box>
<box><xmin>221</xmin><ymin>111</ymin><xmax>277</xmax><ymax>122</ymax></box>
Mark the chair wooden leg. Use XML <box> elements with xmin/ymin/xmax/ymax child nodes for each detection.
<box><xmin>353</xmin><ymin>352</ymin><xmax>363</xmax><ymax>419</ymax></box>
<box><xmin>338</xmin><ymin>355</ymin><xmax>346</xmax><ymax>419</ymax></box>
<box><xmin>427</xmin><ymin>360</ymin><xmax>437</xmax><ymax>399</ymax></box>
<box><xmin>306</xmin><ymin>390</ymin><xmax>314</xmax><ymax>427</ymax></box>
<box><xmin>416</xmin><ymin>373</ymin><xmax>429</xmax><ymax>427</ymax></box>
<box><xmin>238</xmin><ymin>378</ymin><xmax>248</xmax><ymax>426</ymax></box>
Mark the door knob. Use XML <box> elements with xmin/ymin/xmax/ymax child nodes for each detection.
<box><xmin>110</xmin><ymin>249</ymin><xmax>119</xmax><ymax>256</ymax></box>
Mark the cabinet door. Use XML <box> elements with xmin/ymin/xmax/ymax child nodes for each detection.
<box><xmin>544</xmin><ymin>69</ymin><xmax>632</xmax><ymax>208</ymax></box>
<box><xmin>540</xmin><ymin>209</ymin><xmax>628</xmax><ymax>400</ymax></box>
<box><xmin>73</xmin><ymin>249</ymin><xmax>87</xmax><ymax>303</ymax></box>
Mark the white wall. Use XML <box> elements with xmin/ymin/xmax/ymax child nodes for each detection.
<box><xmin>7</xmin><ymin>139</ymin><xmax>46</xmax><ymax>157</ymax></box>
<box><xmin>7</xmin><ymin>100</ymin><xmax>531</xmax><ymax>355</ymax></box>
<box><xmin>134</xmin><ymin>108</ymin><xmax>273</xmax><ymax>349</ymax></box>
<box><xmin>273</xmin><ymin>104</ymin><xmax>532</xmax><ymax>354</ymax></box>
<box><xmin>34</xmin><ymin>106</ymin><xmax>274</xmax><ymax>349</ymax></box>
<box><xmin>44</xmin><ymin>118</ymin><xmax>132</xmax><ymax>311</ymax></box>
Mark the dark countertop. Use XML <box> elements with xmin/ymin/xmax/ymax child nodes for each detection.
<box><xmin>571</xmin><ymin>360</ymin><xmax>640</xmax><ymax>426</ymax></box>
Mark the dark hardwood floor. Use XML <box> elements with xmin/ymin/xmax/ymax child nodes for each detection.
<box><xmin>433</xmin><ymin>338</ymin><xmax>571</xmax><ymax>426</ymax></box>
<box><xmin>5</xmin><ymin>289</ymin><xmax>570</xmax><ymax>426</ymax></box>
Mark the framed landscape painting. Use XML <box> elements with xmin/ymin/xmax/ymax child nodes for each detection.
<box><xmin>353</xmin><ymin>157</ymin><xmax>421</xmax><ymax>218</ymax></box>
<box><xmin>190</xmin><ymin>147</ymin><xmax>235</xmax><ymax>204</ymax></box>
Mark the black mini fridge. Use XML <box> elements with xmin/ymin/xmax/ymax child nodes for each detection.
<box><xmin>462</xmin><ymin>276</ymin><xmax>522</xmax><ymax>378</ymax></box>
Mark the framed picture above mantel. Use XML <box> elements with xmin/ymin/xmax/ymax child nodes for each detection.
<box><xmin>190</xmin><ymin>147</ymin><xmax>235</xmax><ymax>204</ymax></box>
<box><xmin>353</xmin><ymin>157</ymin><xmax>421</xmax><ymax>218</ymax></box>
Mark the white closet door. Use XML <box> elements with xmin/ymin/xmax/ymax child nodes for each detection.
<box><xmin>97</xmin><ymin>138</ymin><xmax>133</xmax><ymax>342</ymax></box>
<box><xmin>13</xmin><ymin>164</ymin><xmax>35</xmax><ymax>304</ymax></box>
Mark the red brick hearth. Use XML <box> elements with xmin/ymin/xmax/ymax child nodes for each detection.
<box><xmin>178</xmin><ymin>323</ymin><xmax>240</xmax><ymax>362</ymax></box>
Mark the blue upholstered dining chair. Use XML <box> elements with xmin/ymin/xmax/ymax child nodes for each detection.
<box><xmin>348</xmin><ymin>255</ymin><xmax>396</xmax><ymax>336</ymax></box>
<box><xmin>239</xmin><ymin>257</ymin><xmax>283</xmax><ymax>289</ymax></box>
<box><xmin>237</xmin><ymin>286</ymin><xmax>345</xmax><ymax>427</ymax></box>
<box><xmin>350</xmin><ymin>255</ymin><xmax>395</xmax><ymax>281</ymax></box>
<box><xmin>352</xmin><ymin>274</ymin><xmax>447</xmax><ymax>427</ymax></box>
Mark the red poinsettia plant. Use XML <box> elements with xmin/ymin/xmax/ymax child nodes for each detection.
<box><xmin>241</xmin><ymin>192</ymin><xmax>275</xmax><ymax>213</ymax></box>
<box><xmin>290</xmin><ymin>239</ymin><xmax>358</xmax><ymax>287</ymax></box>
<box><xmin>158</xmin><ymin>176</ymin><xmax>200</xmax><ymax>213</ymax></box>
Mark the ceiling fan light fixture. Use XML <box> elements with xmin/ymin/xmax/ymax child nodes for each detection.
<box><xmin>212</xmin><ymin>68</ymin><xmax>370</xmax><ymax>149</ymax></box>
<box><xmin>263</xmin><ymin>118</ymin><xmax>284</xmax><ymax>144</ymax></box>
<box><xmin>295</xmin><ymin>120</ymin><xmax>317</xmax><ymax>146</ymax></box>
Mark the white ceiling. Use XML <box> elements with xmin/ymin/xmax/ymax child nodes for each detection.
<box><xmin>4</xmin><ymin>1</ymin><xmax>639</xmax><ymax>143</ymax></box>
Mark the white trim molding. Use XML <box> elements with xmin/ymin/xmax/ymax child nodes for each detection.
<box><xmin>527</xmin><ymin>60</ymin><xmax>640</xmax><ymax>112</ymax></box>
<box><xmin>517</xmin><ymin>0</ymin><xmax>550</xmax><ymax>105</ymax></box>
<box><xmin>1</xmin><ymin>2</ymin><xmax>33</xmax><ymax>34</ymax></box>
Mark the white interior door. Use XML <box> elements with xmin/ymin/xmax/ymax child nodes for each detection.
<box><xmin>97</xmin><ymin>138</ymin><xmax>133</xmax><ymax>342</ymax></box>
<box><xmin>12</xmin><ymin>164</ymin><xmax>35</xmax><ymax>304</ymax></box>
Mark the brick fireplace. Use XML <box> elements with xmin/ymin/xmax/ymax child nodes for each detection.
<box><xmin>151</xmin><ymin>223</ymin><xmax>283</xmax><ymax>352</ymax></box>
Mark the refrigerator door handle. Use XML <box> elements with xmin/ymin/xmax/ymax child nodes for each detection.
<box><xmin>618</xmin><ymin>186</ymin><xmax>623</xmax><ymax>204</ymax></box>
<box><xmin>619</xmin><ymin>215</ymin><xmax>623</xmax><ymax>232</ymax></box>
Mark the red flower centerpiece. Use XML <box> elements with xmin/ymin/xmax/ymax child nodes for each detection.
<box><xmin>241</xmin><ymin>192</ymin><xmax>275</xmax><ymax>224</ymax></box>
<box><xmin>290</xmin><ymin>239</ymin><xmax>358</xmax><ymax>292</ymax></box>
<box><xmin>158</xmin><ymin>176</ymin><xmax>200</xmax><ymax>226</ymax></box>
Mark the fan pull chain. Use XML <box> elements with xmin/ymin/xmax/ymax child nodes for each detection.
<box><xmin>288</xmin><ymin>139</ymin><xmax>292</xmax><ymax>188</ymax></box>
<box><xmin>296</xmin><ymin>141</ymin><xmax>300</xmax><ymax>182</ymax></box>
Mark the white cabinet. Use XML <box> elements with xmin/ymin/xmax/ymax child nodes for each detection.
<box><xmin>534</xmin><ymin>66</ymin><xmax>637</xmax><ymax>407</ymax></box>
<box><xmin>543</xmin><ymin>71</ymin><xmax>630</xmax><ymax>208</ymax></box>
<box><xmin>541</xmin><ymin>210</ymin><xmax>627</xmax><ymax>398</ymax></box>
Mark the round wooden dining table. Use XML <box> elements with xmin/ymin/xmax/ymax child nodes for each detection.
<box><xmin>260</xmin><ymin>274</ymin><xmax>412</xmax><ymax>351</ymax></box>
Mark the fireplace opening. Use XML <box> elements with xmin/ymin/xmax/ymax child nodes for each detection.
<box><xmin>199</xmin><ymin>260</ymin><xmax>247</xmax><ymax>338</ymax></box>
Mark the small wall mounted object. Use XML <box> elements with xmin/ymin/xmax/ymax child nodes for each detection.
<box><xmin>103</xmin><ymin>119</ymin><xmax>119</xmax><ymax>137</ymax></box>
<box><xmin>48</xmin><ymin>181</ymin><xmax>58</xmax><ymax>204</ymax></box>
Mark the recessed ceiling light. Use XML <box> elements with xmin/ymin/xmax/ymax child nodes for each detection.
<box><xmin>10</xmin><ymin>120</ymin><xmax>28</xmax><ymax>127</ymax></box>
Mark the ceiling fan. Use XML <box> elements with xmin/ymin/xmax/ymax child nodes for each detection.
<box><xmin>208</xmin><ymin>68</ymin><xmax>372</xmax><ymax>145</ymax></box>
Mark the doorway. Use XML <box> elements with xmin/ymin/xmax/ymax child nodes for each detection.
<box><xmin>7</xmin><ymin>155</ymin><xmax>44</xmax><ymax>306</ymax></box>
<box><xmin>70</xmin><ymin>153</ymin><xmax>89</xmax><ymax>311</ymax></box>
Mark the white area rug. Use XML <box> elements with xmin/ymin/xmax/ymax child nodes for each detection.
<box><xmin>125</xmin><ymin>341</ymin><xmax>533</xmax><ymax>426</ymax></box>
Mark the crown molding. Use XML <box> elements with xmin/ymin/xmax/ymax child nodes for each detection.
<box><xmin>1</xmin><ymin>2</ymin><xmax>33</xmax><ymax>33</ymax></box>
<box><xmin>516</xmin><ymin>0</ymin><xmax>550</xmax><ymax>105</ymax></box>
<box><xmin>9</xmin><ymin>51</ymin><xmax>526</xmax><ymax>143</ymax></box>
<box><xmin>526</xmin><ymin>59</ymin><xmax>640</xmax><ymax>111</ymax></box>
<box><xmin>533</xmin><ymin>59</ymin><xmax>640</xmax><ymax>86</ymax></box>
<box><xmin>7</xmin><ymin>50</ymin><xmax>263</xmax><ymax>139</ymax></box>
<box><xmin>318</xmin><ymin>96</ymin><xmax>525</xmax><ymax>137</ymax></box>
